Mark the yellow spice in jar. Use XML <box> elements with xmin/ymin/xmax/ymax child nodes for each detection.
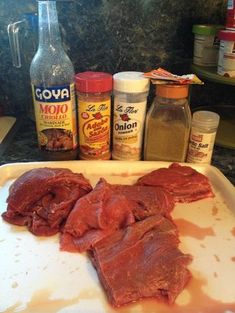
<box><xmin>144</xmin><ymin>118</ymin><xmax>190</xmax><ymax>162</ymax></box>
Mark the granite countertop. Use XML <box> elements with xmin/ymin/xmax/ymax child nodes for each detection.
<box><xmin>0</xmin><ymin>116</ymin><xmax>234</xmax><ymax>186</ymax></box>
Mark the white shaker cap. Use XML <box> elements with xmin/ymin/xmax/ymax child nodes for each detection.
<box><xmin>113</xmin><ymin>71</ymin><xmax>150</xmax><ymax>93</ymax></box>
<box><xmin>193</xmin><ymin>111</ymin><xmax>220</xmax><ymax>129</ymax></box>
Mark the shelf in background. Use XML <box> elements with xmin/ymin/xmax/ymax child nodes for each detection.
<box><xmin>191</xmin><ymin>64</ymin><xmax>235</xmax><ymax>86</ymax></box>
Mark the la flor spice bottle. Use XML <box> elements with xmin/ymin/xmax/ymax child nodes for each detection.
<box><xmin>112</xmin><ymin>71</ymin><xmax>150</xmax><ymax>161</ymax></box>
<box><xmin>75</xmin><ymin>71</ymin><xmax>113</xmax><ymax>160</ymax></box>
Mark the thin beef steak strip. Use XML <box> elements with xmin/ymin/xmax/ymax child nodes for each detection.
<box><xmin>60</xmin><ymin>178</ymin><xmax>135</xmax><ymax>252</ymax></box>
<box><xmin>136</xmin><ymin>163</ymin><xmax>214</xmax><ymax>203</ymax></box>
<box><xmin>2</xmin><ymin>168</ymin><xmax>92</xmax><ymax>236</ymax></box>
<box><xmin>91</xmin><ymin>215</ymin><xmax>192</xmax><ymax>307</ymax></box>
<box><xmin>111</xmin><ymin>184</ymin><xmax>175</xmax><ymax>220</ymax></box>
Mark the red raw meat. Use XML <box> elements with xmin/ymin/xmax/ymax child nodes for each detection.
<box><xmin>111</xmin><ymin>184</ymin><xmax>175</xmax><ymax>219</ymax></box>
<box><xmin>137</xmin><ymin>163</ymin><xmax>214</xmax><ymax>202</ymax></box>
<box><xmin>91</xmin><ymin>215</ymin><xmax>192</xmax><ymax>307</ymax></box>
<box><xmin>60</xmin><ymin>178</ymin><xmax>135</xmax><ymax>252</ymax></box>
<box><xmin>2</xmin><ymin>168</ymin><xmax>92</xmax><ymax>236</ymax></box>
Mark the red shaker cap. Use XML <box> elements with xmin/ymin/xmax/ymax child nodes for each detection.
<box><xmin>218</xmin><ymin>29</ymin><xmax>235</xmax><ymax>41</ymax></box>
<box><xmin>75</xmin><ymin>71</ymin><xmax>113</xmax><ymax>93</ymax></box>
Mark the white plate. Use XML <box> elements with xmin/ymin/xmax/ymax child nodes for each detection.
<box><xmin>0</xmin><ymin>161</ymin><xmax>235</xmax><ymax>313</ymax></box>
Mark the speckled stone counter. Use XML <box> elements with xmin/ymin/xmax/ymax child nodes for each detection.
<box><xmin>0</xmin><ymin>117</ymin><xmax>234</xmax><ymax>185</ymax></box>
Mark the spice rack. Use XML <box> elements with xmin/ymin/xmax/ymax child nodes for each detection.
<box><xmin>191</xmin><ymin>64</ymin><xmax>235</xmax><ymax>149</ymax></box>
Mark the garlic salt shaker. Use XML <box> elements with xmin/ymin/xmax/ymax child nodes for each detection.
<box><xmin>187</xmin><ymin>111</ymin><xmax>220</xmax><ymax>164</ymax></box>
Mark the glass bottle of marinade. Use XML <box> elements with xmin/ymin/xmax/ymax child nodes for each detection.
<box><xmin>30</xmin><ymin>0</ymin><xmax>78</xmax><ymax>160</ymax></box>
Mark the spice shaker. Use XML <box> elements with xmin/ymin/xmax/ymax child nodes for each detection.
<box><xmin>192</xmin><ymin>25</ymin><xmax>223</xmax><ymax>67</ymax></box>
<box><xmin>112</xmin><ymin>72</ymin><xmax>150</xmax><ymax>160</ymax></box>
<box><xmin>217</xmin><ymin>29</ymin><xmax>235</xmax><ymax>77</ymax></box>
<box><xmin>187</xmin><ymin>111</ymin><xmax>220</xmax><ymax>164</ymax></box>
<box><xmin>144</xmin><ymin>84</ymin><xmax>191</xmax><ymax>162</ymax></box>
<box><xmin>225</xmin><ymin>0</ymin><xmax>235</xmax><ymax>30</ymax></box>
<box><xmin>75</xmin><ymin>71</ymin><xmax>113</xmax><ymax>160</ymax></box>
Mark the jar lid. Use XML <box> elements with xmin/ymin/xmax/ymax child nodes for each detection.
<box><xmin>218</xmin><ymin>29</ymin><xmax>235</xmax><ymax>41</ymax></box>
<box><xmin>75</xmin><ymin>71</ymin><xmax>113</xmax><ymax>93</ymax></box>
<box><xmin>156</xmin><ymin>84</ymin><xmax>189</xmax><ymax>99</ymax></box>
<box><xmin>192</xmin><ymin>111</ymin><xmax>220</xmax><ymax>128</ymax></box>
<box><xmin>113</xmin><ymin>71</ymin><xmax>150</xmax><ymax>93</ymax></box>
<box><xmin>192</xmin><ymin>24</ymin><xmax>224</xmax><ymax>36</ymax></box>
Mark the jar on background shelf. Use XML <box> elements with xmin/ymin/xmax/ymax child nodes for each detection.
<box><xmin>226</xmin><ymin>0</ymin><xmax>235</xmax><ymax>30</ymax></box>
<box><xmin>144</xmin><ymin>84</ymin><xmax>191</xmax><ymax>162</ymax></box>
<box><xmin>192</xmin><ymin>24</ymin><xmax>223</xmax><ymax>67</ymax></box>
<box><xmin>217</xmin><ymin>29</ymin><xmax>235</xmax><ymax>77</ymax></box>
<box><xmin>75</xmin><ymin>71</ymin><xmax>113</xmax><ymax>160</ymax></box>
<box><xmin>112</xmin><ymin>71</ymin><xmax>150</xmax><ymax>161</ymax></box>
<box><xmin>187</xmin><ymin>111</ymin><xmax>220</xmax><ymax>164</ymax></box>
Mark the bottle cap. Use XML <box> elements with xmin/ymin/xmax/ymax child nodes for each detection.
<box><xmin>75</xmin><ymin>71</ymin><xmax>113</xmax><ymax>93</ymax></box>
<box><xmin>218</xmin><ymin>29</ymin><xmax>235</xmax><ymax>41</ymax></box>
<box><xmin>156</xmin><ymin>84</ymin><xmax>189</xmax><ymax>99</ymax></box>
<box><xmin>192</xmin><ymin>24</ymin><xmax>224</xmax><ymax>36</ymax></box>
<box><xmin>113</xmin><ymin>71</ymin><xmax>150</xmax><ymax>93</ymax></box>
<box><xmin>193</xmin><ymin>111</ymin><xmax>220</xmax><ymax>129</ymax></box>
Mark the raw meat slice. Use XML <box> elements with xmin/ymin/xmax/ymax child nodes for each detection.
<box><xmin>60</xmin><ymin>178</ymin><xmax>135</xmax><ymax>252</ymax></box>
<box><xmin>2</xmin><ymin>168</ymin><xmax>92</xmax><ymax>236</ymax></box>
<box><xmin>137</xmin><ymin>163</ymin><xmax>214</xmax><ymax>202</ymax></box>
<box><xmin>111</xmin><ymin>184</ymin><xmax>175</xmax><ymax>219</ymax></box>
<box><xmin>91</xmin><ymin>215</ymin><xmax>192</xmax><ymax>307</ymax></box>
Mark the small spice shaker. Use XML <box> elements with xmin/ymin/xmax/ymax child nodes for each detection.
<box><xmin>225</xmin><ymin>0</ymin><xmax>235</xmax><ymax>30</ymax></box>
<box><xmin>192</xmin><ymin>24</ymin><xmax>223</xmax><ymax>67</ymax></box>
<box><xmin>217</xmin><ymin>29</ymin><xmax>235</xmax><ymax>77</ymax></box>
<box><xmin>112</xmin><ymin>71</ymin><xmax>150</xmax><ymax>160</ymax></box>
<box><xmin>187</xmin><ymin>111</ymin><xmax>220</xmax><ymax>164</ymax></box>
<box><xmin>75</xmin><ymin>71</ymin><xmax>113</xmax><ymax>160</ymax></box>
<box><xmin>144</xmin><ymin>84</ymin><xmax>191</xmax><ymax>162</ymax></box>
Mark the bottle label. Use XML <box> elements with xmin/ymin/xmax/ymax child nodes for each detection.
<box><xmin>78</xmin><ymin>99</ymin><xmax>111</xmax><ymax>159</ymax></box>
<box><xmin>32</xmin><ymin>84</ymin><xmax>77</xmax><ymax>152</ymax></box>
<box><xmin>112</xmin><ymin>100</ymin><xmax>147</xmax><ymax>160</ymax></box>
<box><xmin>228</xmin><ymin>0</ymin><xmax>234</xmax><ymax>9</ymax></box>
<box><xmin>187</xmin><ymin>129</ymin><xmax>216</xmax><ymax>164</ymax></box>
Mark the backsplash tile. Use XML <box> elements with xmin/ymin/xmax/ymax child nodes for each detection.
<box><xmin>0</xmin><ymin>0</ymin><xmax>229</xmax><ymax>116</ymax></box>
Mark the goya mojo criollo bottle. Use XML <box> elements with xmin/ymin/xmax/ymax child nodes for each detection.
<box><xmin>30</xmin><ymin>0</ymin><xmax>78</xmax><ymax>160</ymax></box>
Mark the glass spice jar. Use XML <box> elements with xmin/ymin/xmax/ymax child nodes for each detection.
<box><xmin>75</xmin><ymin>71</ymin><xmax>113</xmax><ymax>160</ymax></box>
<box><xmin>144</xmin><ymin>84</ymin><xmax>191</xmax><ymax>162</ymax></box>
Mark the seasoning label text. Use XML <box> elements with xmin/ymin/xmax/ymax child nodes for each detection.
<box><xmin>32</xmin><ymin>84</ymin><xmax>77</xmax><ymax>152</ymax></box>
<box><xmin>78</xmin><ymin>99</ymin><xmax>111</xmax><ymax>159</ymax></box>
<box><xmin>112</xmin><ymin>100</ymin><xmax>147</xmax><ymax>160</ymax></box>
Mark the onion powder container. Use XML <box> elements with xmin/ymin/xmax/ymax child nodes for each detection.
<box><xmin>112</xmin><ymin>71</ymin><xmax>150</xmax><ymax>161</ymax></box>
